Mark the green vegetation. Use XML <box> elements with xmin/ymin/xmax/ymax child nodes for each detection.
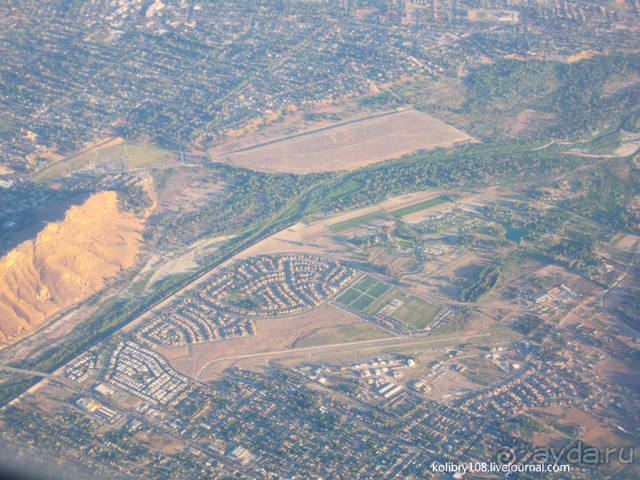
<box><xmin>463</xmin><ymin>52</ymin><xmax>640</xmax><ymax>140</ymax></box>
<box><xmin>225</xmin><ymin>293</ymin><xmax>261</xmax><ymax>310</ymax></box>
<box><xmin>460</xmin><ymin>356</ymin><xmax>506</xmax><ymax>386</ymax></box>
<box><xmin>7</xmin><ymin>56</ymin><xmax>638</xmax><ymax>405</ymax></box>
<box><xmin>547</xmin><ymin>229</ymin><xmax>598</xmax><ymax>270</ymax></box>
<box><xmin>301</xmin><ymin>142</ymin><xmax>585</xmax><ymax>221</ymax></box>
<box><xmin>389</xmin><ymin>195</ymin><xmax>450</xmax><ymax>218</ymax></box>
<box><xmin>352</xmin><ymin>294</ymin><xmax>376</xmax><ymax>311</ymax></box>
<box><xmin>513</xmin><ymin>315</ymin><xmax>543</xmax><ymax>335</ymax></box>
<box><xmin>329</xmin><ymin>210</ymin><xmax>385</xmax><ymax>233</ymax></box>
<box><xmin>500</xmin><ymin>416</ymin><xmax>544</xmax><ymax>439</ymax></box>
<box><xmin>388</xmin><ymin>295</ymin><xmax>442</xmax><ymax>330</ymax></box>
<box><xmin>465</xmin><ymin>60</ymin><xmax>558</xmax><ymax>115</ymax></box>
<box><xmin>353</xmin><ymin>276</ymin><xmax>378</xmax><ymax>291</ymax></box>
<box><xmin>459</xmin><ymin>261</ymin><xmax>501</xmax><ymax>302</ymax></box>
<box><xmin>352</xmin><ymin>284</ymin><xmax>442</xmax><ymax>330</ymax></box>
<box><xmin>1</xmin><ymin>139</ymin><xmax>595</xmax><ymax>405</ymax></box>
<box><xmin>622</xmin><ymin>110</ymin><xmax>640</xmax><ymax>133</ymax></box>
<box><xmin>34</xmin><ymin>143</ymin><xmax>171</xmax><ymax>181</ymax></box>
<box><xmin>0</xmin><ymin>138</ymin><xmax>604</xmax><ymax>406</ymax></box>
<box><xmin>0</xmin><ymin>117</ymin><xmax>15</xmax><ymax>137</ymax></box>
<box><xmin>567</xmin><ymin>165</ymin><xmax>640</xmax><ymax>232</ymax></box>
<box><xmin>338</xmin><ymin>275</ymin><xmax>391</xmax><ymax>312</ymax></box>
<box><xmin>0</xmin><ymin>374</ymin><xmax>39</xmax><ymax>407</ymax></box>
<box><xmin>337</xmin><ymin>288</ymin><xmax>362</xmax><ymax>305</ymax></box>
<box><xmin>368</xmin><ymin>282</ymin><xmax>391</xmax><ymax>298</ymax></box>
<box><xmin>116</xmin><ymin>183</ymin><xmax>153</xmax><ymax>217</ymax></box>
<box><xmin>581</xmin><ymin>128</ymin><xmax>622</xmax><ymax>154</ymax></box>
<box><xmin>152</xmin><ymin>167</ymin><xmax>323</xmax><ymax>248</ymax></box>
<box><xmin>393</xmin><ymin>221</ymin><xmax>420</xmax><ymax>243</ymax></box>
<box><xmin>357</xmin><ymin>92</ymin><xmax>398</xmax><ymax>108</ymax></box>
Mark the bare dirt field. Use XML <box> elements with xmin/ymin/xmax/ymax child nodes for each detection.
<box><xmin>158</xmin><ymin>304</ymin><xmax>388</xmax><ymax>379</ymax></box>
<box><xmin>533</xmin><ymin>406</ymin><xmax>629</xmax><ymax>450</ymax></box>
<box><xmin>614</xmin><ymin>234</ymin><xmax>640</xmax><ymax>253</ymax></box>
<box><xmin>215</xmin><ymin>109</ymin><xmax>471</xmax><ymax>173</ymax></box>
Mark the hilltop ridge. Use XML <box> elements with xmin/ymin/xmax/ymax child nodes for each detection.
<box><xmin>0</xmin><ymin>191</ymin><xmax>143</xmax><ymax>343</ymax></box>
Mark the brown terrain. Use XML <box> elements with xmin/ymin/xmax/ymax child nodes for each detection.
<box><xmin>213</xmin><ymin>109</ymin><xmax>472</xmax><ymax>173</ymax></box>
<box><xmin>0</xmin><ymin>191</ymin><xmax>143</xmax><ymax>343</ymax></box>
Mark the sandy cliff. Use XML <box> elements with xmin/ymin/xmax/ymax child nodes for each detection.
<box><xmin>0</xmin><ymin>190</ymin><xmax>143</xmax><ymax>343</ymax></box>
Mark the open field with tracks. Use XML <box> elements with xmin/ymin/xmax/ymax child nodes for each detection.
<box><xmin>219</xmin><ymin>109</ymin><xmax>471</xmax><ymax>173</ymax></box>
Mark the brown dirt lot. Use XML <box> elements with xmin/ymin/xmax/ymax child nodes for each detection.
<box><xmin>158</xmin><ymin>304</ymin><xmax>388</xmax><ymax>379</ymax></box>
<box><xmin>533</xmin><ymin>406</ymin><xmax>629</xmax><ymax>450</ymax></box>
<box><xmin>218</xmin><ymin>109</ymin><xmax>471</xmax><ymax>173</ymax></box>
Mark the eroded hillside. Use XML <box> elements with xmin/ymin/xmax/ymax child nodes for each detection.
<box><xmin>0</xmin><ymin>190</ymin><xmax>143</xmax><ymax>343</ymax></box>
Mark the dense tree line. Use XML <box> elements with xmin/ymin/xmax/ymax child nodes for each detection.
<box><xmin>566</xmin><ymin>165</ymin><xmax>640</xmax><ymax>232</ymax></box>
<box><xmin>459</xmin><ymin>261</ymin><xmax>501</xmax><ymax>302</ymax></box>
<box><xmin>464</xmin><ymin>52</ymin><xmax>640</xmax><ymax>140</ymax></box>
<box><xmin>116</xmin><ymin>183</ymin><xmax>153</xmax><ymax>217</ymax></box>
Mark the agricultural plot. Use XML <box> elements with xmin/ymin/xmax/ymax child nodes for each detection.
<box><xmin>389</xmin><ymin>195</ymin><xmax>451</xmax><ymax>218</ymax></box>
<box><xmin>329</xmin><ymin>210</ymin><xmax>385</xmax><ymax>233</ymax></box>
<box><xmin>223</xmin><ymin>109</ymin><xmax>471</xmax><ymax>173</ymax></box>
<box><xmin>329</xmin><ymin>195</ymin><xmax>452</xmax><ymax>233</ymax></box>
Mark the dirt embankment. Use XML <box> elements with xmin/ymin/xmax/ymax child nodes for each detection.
<box><xmin>0</xmin><ymin>191</ymin><xmax>143</xmax><ymax>343</ymax></box>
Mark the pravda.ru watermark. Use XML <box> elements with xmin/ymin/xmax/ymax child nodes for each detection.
<box><xmin>431</xmin><ymin>442</ymin><xmax>634</xmax><ymax>477</ymax></box>
<box><xmin>523</xmin><ymin>442</ymin><xmax>635</xmax><ymax>465</ymax></box>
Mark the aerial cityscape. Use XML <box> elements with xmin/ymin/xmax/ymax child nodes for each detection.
<box><xmin>0</xmin><ymin>0</ymin><xmax>639</xmax><ymax>479</ymax></box>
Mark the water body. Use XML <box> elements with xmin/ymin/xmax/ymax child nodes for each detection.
<box><xmin>504</xmin><ymin>225</ymin><xmax>527</xmax><ymax>243</ymax></box>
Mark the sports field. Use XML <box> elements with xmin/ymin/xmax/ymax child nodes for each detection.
<box><xmin>337</xmin><ymin>275</ymin><xmax>392</xmax><ymax>311</ymax></box>
<box><xmin>338</xmin><ymin>275</ymin><xmax>443</xmax><ymax>330</ymax></box>
<box><xmin>224</xmin><ymin>109</ymin><xmax>471</xmax><ymax>173</ymax></box>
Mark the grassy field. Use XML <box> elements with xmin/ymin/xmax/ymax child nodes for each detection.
<box><xmin>390</xmin><ymin>295</ymin><xmax>443</xmax><ymax>329</ymax></box>
<box><xmin>329</xmin><ymin>195</ymin><xmax>451</xmax><ymax>232</ymax></box>
<box><xmin>337</xmin><ymin>275</ymin><xmax>391</xmax><ymax>308</ymax></box>
<box><xmin>0</xmin><ymin>118</ymin><xmax>14</xmax><ymax>135</ymax></box>
<box><xmin>34</xmin><ymin>143</ymin><xmax>171</xmax><ymax>181</ymax></box>
<box><xmin>459</xmin><ymin>356</ymin><xmax>507</xmax><ymax>386</ymax></box>
<box><xmin>292</xmin><ymin>323</ymin><xmax>387</xmax><ymax>348</ymax></box>
<box><xmin>364</xmin><ymin>287</ymin><xmax>442</xmax><ymax>330</ymax></box>
<box><xmin>337</xmin><ymin>275</ymin><xmax>441</xmax><ymax>330</ymax></box>
<box><xmin>329</xmin><ymin>210</ymin><xmax>385</xmax><ymax>233</ymax></box>
<box><xmin>353</xmin><ymin>275</ymin><xmax>378</xmax><ymax>291</ymax></box>
<box><xmin>389</xmin><ymin>195</ymin><xmax>451</xmax><ymax>218</ymax></box>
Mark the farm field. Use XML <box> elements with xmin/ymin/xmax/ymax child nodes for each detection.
<box><xmin>222</xmin><ymin>109</ymin><xmax>471</xmax><ymax>173</ymax></box>
<box><xmin>329</xmin><ymin>210</ymin><xmax>384</xmax><ymax>233</ymax></box>
<box><xmin>329</xmin><ymin>195</ymin><xmax>452</xmax><ymax>232</ymax></box>
<box><xmin>329</xmin><ymin>210</ymin><xmax>385</xmax><ymax>233</ymax></box>
<box><xmin>389</xmin><ymin>195</ymin><xmax>451</xmax><ymax>218</ymax></box>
